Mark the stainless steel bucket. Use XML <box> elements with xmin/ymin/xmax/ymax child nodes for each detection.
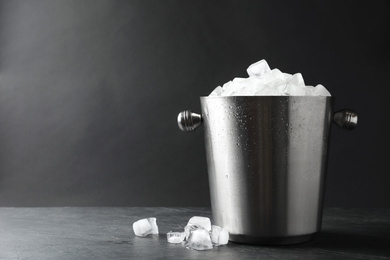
<box><xmin>178</xmin><ymin>96</ymin><xmax>357</xmax><ymax>245</ymax></box>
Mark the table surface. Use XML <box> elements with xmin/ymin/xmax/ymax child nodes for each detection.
<box><xmin>0</xmin><ymin>207</ymin><xmax>389</xmax><ymax>260</ymax></box>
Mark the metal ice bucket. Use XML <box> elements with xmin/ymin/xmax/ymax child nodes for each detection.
<box><xmin>178</xmin><ymin>96</ymin><xmax>357</xmax><ymax>245</ymax></box>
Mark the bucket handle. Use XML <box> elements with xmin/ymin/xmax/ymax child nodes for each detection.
<box><xmin>177</xmin><ymin>110</ymin><xmax>203</xmax><ymax>132</ymax></box>
<box><xmin>177</xmin><ymin>109</ymin><xmax>358</xmax><ymax>132</ymax></box>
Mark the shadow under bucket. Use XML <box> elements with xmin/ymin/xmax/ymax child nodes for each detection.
<box><xmin>178</xmin><ymin>96</ymin><xmax>357</xmax><ymax>245</ymax></box>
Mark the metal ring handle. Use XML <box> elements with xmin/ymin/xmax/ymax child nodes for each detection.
<box><xmin>177</xmin><ymin>110</ymin><xmax>202</xmax><ymax>132</ymax></box>
<box><xmin>333</xmin><ymin>109</ymin><xmax>358</xmax><ymax>130</ymax></box>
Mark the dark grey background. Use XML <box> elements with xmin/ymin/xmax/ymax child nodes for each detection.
<box><xmin>0</xmin><ymin>0</ymin><xmax>388</xmax><ymax>207</ymax></box>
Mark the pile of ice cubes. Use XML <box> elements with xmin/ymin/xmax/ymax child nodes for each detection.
<box><xmin>210</xmin><ymin>59</ymin><xmax>331</xmax><ymax>96</ymax></box>
<box><xmin>133</xmin><ymin>216</ymin><xmax>229</xmax><ymax>251</ymax></box>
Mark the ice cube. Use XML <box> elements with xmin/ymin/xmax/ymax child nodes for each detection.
<box><xmin>313</xmin><ymin>84</ymin><xmax>331</xmax><ymax>96</ymax></box>
<box><xmin>284</xmin><ymin>84</ymin><xmax>306</xmax><ymax>96</ymax></box>
<box><xmin>246</xmin><ymin>59</ymin><xmax>271</xmax><ymax>78</ymax></box>
<box><xmin>262</xmin><ymin>69</ymin><xmax>284</xmax><ymax>84</ymax></box>
<box><xmin>233</xmin><ymin>77</ymin><xmax>261</xmax><ymax>96</ymax></box>
<box><xmin>187</xmin><ymin>216</ymin><xmax>211</xmax><ymax>231</ymax></box>
<box><xmin>132</xmin><ymin>217</ymin><xmax>159</xmax><ymax>237</ymax></box>
<box><xmin>209</xmin><ymin>86</ymin><xmax>223</xmax><ymax>96</ymax></box>
<box><xmin>304</xmin><ymin>85</ymin><xmax>316</xmax><ymax>96</ymax></box>
<box><xmin>267</xmin><ymin>79</ymin><xmax>288</xmax><ymax>90</ymax></box>
<box><xmin>283</xmin><ymin>72</ymin><xmax>292</xmax><ymax>80</ymax></box>
<box><xmin>211</xmin><ymin>225</ymin><xmax>229</xmax><ymax>245</ymax></box>
<box><xmin>185</xmin><ymin>227</ymin><xmax>213</xmax><ymax>251</ymax></box>
<box><xmin>221</xmin><ymin>81</ymin><xmax>236</xmax><ymax>96</ymax></box>
<box><xmin>184</xmin><ymin>224</ymin><xmax>200</xmax><ymax>240</ymax></box>
<box><xmin>254</xmin><ymin>86</ymin><xmax>279</xmax><ymax>96</ymax></box>
<box><xmin>288</xmin><ymin>73</ymin><xmax>305</xmax><ymax>87</ymax></box>
<box><xmin>276</xmin><ymin>84</ymin><xmax>289</xmax><ymax>96</ymax></box>
<box><xmin>232</xmin><ymin>77</ymin><xmax>247</xmax><ymax>83</ymax></box>
<box><xmin>167</xmin><ymin>231</ymin><xmax>186</xmax><ymax>244</ymax></box>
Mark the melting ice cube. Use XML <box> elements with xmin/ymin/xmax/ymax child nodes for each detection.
<box><xmin>132</xmin><ymin>217</ymin><xmax>159</xmax><ymax>237</ymax></box>
<box><xmin>167</xmin><ymin>231</ymin><xmax>186</xmax><ymax>243</ymax></box>
<box><xmin>184</xmin><ymin>224</ymin><xmax>200</xmax><ymax>240</ymax></box>
<box><xmin>210</xmin><ymin>225</ymin><xmax>229</xmax><ymax>245</ymax></box>
<box><xmin>187</xmin><ymin>216</ymin><xmax>211</xmax><ymax>232</ymax></box>
<box><xmin>185</xmin><ymin>226</ymin><xmax>213</xmax><ymax>251</ymax></box>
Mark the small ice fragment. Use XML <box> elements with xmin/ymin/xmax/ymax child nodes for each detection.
<box><xmin>187</xmin><ymin>216</ymin><xmax>211</xmax><ymax>231</ymax></box>
<box><xmin>209</xmin><ymin>86</ymin><xmax>223</xmax><ymax>96</ymax></box>
<box><xmin>167</xmin><ymin>231</ymin><xmax>186</xmax><ymax>243</ymax></box>
<box><xmin>211</xmin><ymin>225</ymin><xmax>229</xmax><ymax>245</ymax></box>
<box><xmin>185</xmin><ymin>227</ymin><xmax>213</xmax><ymax>251</ymax></box>
<box><xmin>313</xmin><ymin>84</ymin><xmax>331</xmax><ymax>96</ymax></box>
<box><xmin>132</xmin><ymin>217</ymin><xmax>159</xmax><ymax>237</ymax></box>
<box><xmin>246</xmin><ymin>59</ymin><xmax>271</xmax><ymax>78</ymax></box>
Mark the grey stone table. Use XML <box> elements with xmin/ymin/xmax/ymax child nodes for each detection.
<box><xmin>0</xmin><ymin>208</ymin><xmax>389</xmax><ymax>259</ymax></box>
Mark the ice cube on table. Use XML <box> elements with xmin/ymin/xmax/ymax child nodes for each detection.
<box><xmin>185</xmin><ymin>227</ymin><xmax>213</xmax><ymax>251</ymax></box>
<box><xmin>184</xmin><ymin>224</ymin><xmax>200</xmax><ymax>240</ymax></box>
<box><xmin>313</xmin><ymin>84</ymin><xmax>331</xmax><ymax>96</ymax></box>
<box><xmin>246</xmin><ymin>59</ymin><xmax>271</xmax><ymax>78</ymax></box>
<box><xmin>187</xmin><ymin>216</ymin><xmax>211</xmax><ymax>231</ymax></box>
<box><xmin>167</xmin><ymin>231</ymin><xmax>186</xmax><ymax>243</ymax></box>
<box><xmin>132</xmin><ymin>217</ymin><xmax>159</xmax><ymax>237</ymax></box>
<box><xmin>211</xmin><ymin>225</ymin><xmax>229</xmax><ymax>245</ymax></box>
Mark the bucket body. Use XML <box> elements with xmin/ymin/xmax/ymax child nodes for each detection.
<box><xmin>200</xmin><ymin>96</ymin><xmax>333</xmax><ymax>245</ymax></box>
